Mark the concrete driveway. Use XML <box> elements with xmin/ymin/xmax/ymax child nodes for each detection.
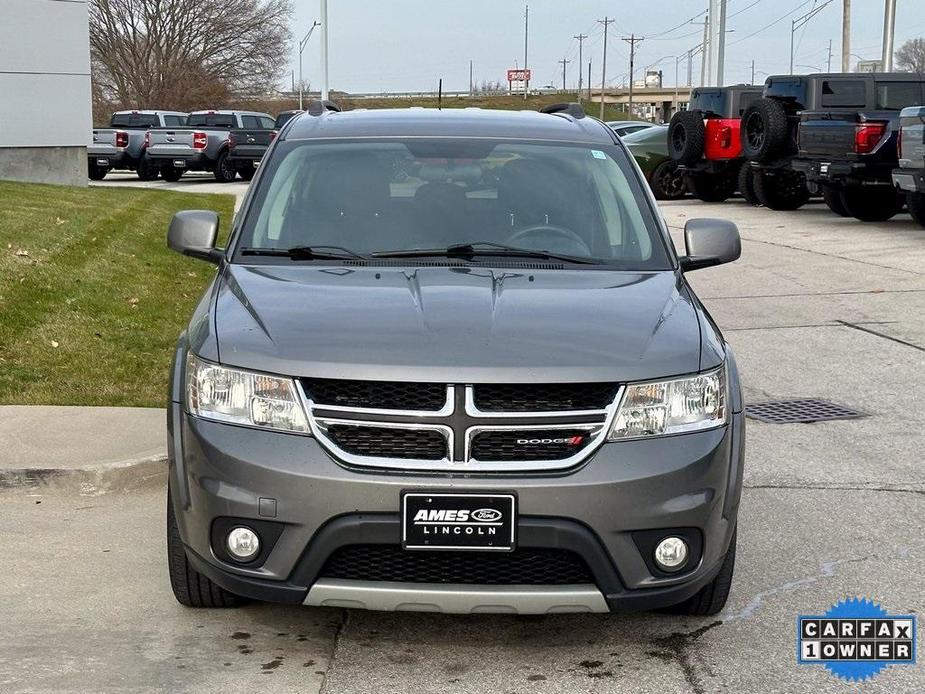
<box><xmin>2</xmin><ymin>198</ymin><xmax>923</xmax><ymax>693</ymax></box>
<box><xmin>90</xmin><ymin>171</ymin><xmax>250</xmax><ymax>207</ymax></box>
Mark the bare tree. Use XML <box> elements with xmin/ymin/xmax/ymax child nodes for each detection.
<box><xmin>89</xmin><ymin>0</ymin><xmax>292</xmax><ymax>111</ymax></box>
<box><xmin>895</xmin><ymin>38</ymin><xmax>925</xmax><ymax>73</ymax></box>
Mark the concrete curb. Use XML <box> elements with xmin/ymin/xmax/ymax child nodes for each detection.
<box><xmin>0</xmin><ymin>454</ymin><xmax>167</xmax><ymax>494</ymax></box>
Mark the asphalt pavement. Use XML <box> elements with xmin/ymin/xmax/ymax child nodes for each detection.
<box><xmin>2</xmin><ymin>196</ymin><xmax>923</xmax><ymax>693</ymax></box>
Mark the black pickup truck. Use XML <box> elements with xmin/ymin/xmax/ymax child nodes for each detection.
<box><xmin>226</xmin><ymin>111</ymin><xmax>301</xmax><ymax>179</ymax></box>
<box><xmin>792</xmin><ymin>75</ymin><xmax>925</xmax><ymax>221</ymax></box>
<box><xmin>742</xmin><ymin>72</ymin><xmax>925</xmax><ymax>218</ymax></box>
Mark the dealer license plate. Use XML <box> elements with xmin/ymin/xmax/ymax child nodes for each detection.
<box><xmin>401</xmin><ymin>492</ymin><xmax>516</xmax><ymax>551</ymax></box>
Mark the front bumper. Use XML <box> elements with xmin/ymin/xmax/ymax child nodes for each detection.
<box><xmin>169</xmin><ymin>404</ymin><xmax>745</xmax><ymax>613</ymax></box>
<box><xmin>892</xmin><ymin>168</ymin><xmax>925</xmax><ymax>193</ymax></box>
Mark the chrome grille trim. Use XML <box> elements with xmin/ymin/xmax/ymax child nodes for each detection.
<box><xmin>297</xmin><ymin>381</ymin><xmax>624</xmax><ymax>472</ymax></box>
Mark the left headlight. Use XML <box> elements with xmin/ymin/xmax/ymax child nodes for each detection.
<box><xmin>186</xmin><ymin>354</ymin><xmax>310</xmax><ymax>434</ymax></box>
<box><xmin>608</xmin><ymin>365</ymin><xmax>727</xmax><ymax>440</ymax></box>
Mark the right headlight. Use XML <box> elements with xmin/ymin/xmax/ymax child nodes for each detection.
<box><xmin>186</xmin><ymin>354</ymin><xmax>309</xmax><ymax>434</ymax></box>
<box><xmin>608</xmin><ymin>365</ymin><xmax>727</xmax><ymax>440</ymax></box>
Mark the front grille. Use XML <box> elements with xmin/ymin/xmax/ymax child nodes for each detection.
<box><xmin>473</xmin><ymin>383</ymin><xmax>618</xmax><ymax>412</ymax></box>
<box><xmin>320</xmin><ymin>544</ymin><xmax>593</xmax><ymax>585</ymax></box>
<box><xmin>325</xmin><ymin>424</ymin><xmax>447</xmax><ymax>460</ymax></box>
<box><xmin>303</xmin><ymin>379</ymin><xmax>446</xmax><ymax>411</ymax></box>
<box><xmin>470</xmin><ymin>429</ymin><xmax>593</xmax><ymax>461</ymax></box>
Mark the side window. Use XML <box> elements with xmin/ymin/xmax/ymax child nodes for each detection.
<box><xmin>259</xmin><ymin>116</ymin><xmax>276</xmax><ymax>129</ymax></box>
<box><xmin>821</xmin><ymin>80</ymin><xmax>866</xmax><ymax>108</ymax></box>
<box><xmin>241</xmin><ymin>115</ymin><xmax>261</xmax><ymax>129</ymax></box>
<box><xmin>876</xmin><ymin>82</ymin><xmax>925</xmax><ymax>110</ymax></box>
<box><xmin>163</xmin><ymin>115</ymin><xmax>185</xmax><ymax>127</ymax></box>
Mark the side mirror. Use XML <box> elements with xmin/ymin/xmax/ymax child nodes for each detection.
<box><xmin>679</xmin><ymin>218</ymin><xmax>741</xmax><ymax>272</ymax></box>
<box><xmin>167</xmin><ymin>210</ymin><xmax>223</xmax><ymax>264</ymax></box>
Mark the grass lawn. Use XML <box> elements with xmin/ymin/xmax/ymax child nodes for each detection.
<box><xmin>0</xmin><ymin>181</ymin><xmax>235</xmax><ymax>407</ymax></box>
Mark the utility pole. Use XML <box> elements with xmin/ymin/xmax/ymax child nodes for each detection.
<box><xmin>622</xmin><ymin>34</ymin><xmax>643</xmax><ymax>119</ymax></box>
<box><xmin>558</xmin><ymin>58</ymin><xmax>570</xmax><ymax>92</ymax></box>
<box><xmin>700</xmin><ymin>17</ymin><xmax>709</xmax><ymax>86</ymax></box>
<box><xmin>827</xmin><ymin>39</ymin><xmax>833</xmax><ymax>72</ymax></box>
<box><xmin>469</xmin><ymin>60</ymin><xmax>473</xmax><ymax>96</ymax></box>
<box><xmin>320</xmin><ymin>0</ymin><xmax>329</xmax><ymax>100</ymax></box>
<box><xmin>523</xmin><ymin>4</ymin><xmax>529</xmax><ymax>100</ymax></box>
<box><xmin>574</xmin><ymin>33</ymin><xmax>588</xmax><ymax>95</ymax></box>
<box><xmin>587</xmin><ymin>60</ymin><xmax>592</xmax><ymax>102</ymax></box>
<box><xmin>751</xmin><ymin>59</ymin><xmax>755</xmax><ymax>84</ymax></box>
<box><xmin>687</xmin><ymin>48</ymin><xmax>693</xmax><ymax>86</ymax></box>
<box><xmin>598</xmin><ymin>17</ymin><xmax>615</xmax><ymax>119</ymax></box>
<box><xmin>711</xmin><ymin>0</ymin><xmax>727</xmax><ymax>86</ymax></box>
<box><xmin>882</xmin><ymin>0</ymin><xmax>896</xmax><ymax>71</ymax></box>
<box><xmin>841</xmin><ymin>0</ymin><xmax>851</xmax><ymax>72</ymax></box>
<box><xmin>298</xmin><ymin>21</ymin><xmax>321</xmax><ymax>109</ymax></box>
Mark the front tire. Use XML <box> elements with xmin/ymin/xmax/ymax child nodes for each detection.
<box><xmin>136</xmin><ymin>153</ymin><xmax>159</xmax><ymax>181</ymax></box>
<box><xmin>237</xmin><ymin>166</ymin><xmax>256</xmax><ymax>182</ymax></box>
<box><xmin>839</xmin><ymin>185</ymin><xmax>902</xmax><ymax>222</ymax></box>
<box><xmin>738</xmin><ymin>164</ymin><xmax>761</xmax><ymax>206</ymax></box>
<box><xmin>753</xmin><ymin>168</ymin><xmax>810</xmax><ymax>210</ymax></box>
<box><xmin>649</xmin><ymin>160</ymin><xmax>686</xmax><ymax>200</ymax></box>
<box><xmin>214</xmin><ymin>150</ymin><xmax>237</xmax><ymax>183</ymax></box>
<box><xmin>907</xmin><ymin>191</ymin><xmax>925</xmax><ymax>227</ymax></box>
<box><xmin>664</xmin><ymin>529</ymin><xmax>736</xmax><ymax>616</ymax></box>
<box><xmin>161</xmin><ymin>166</ymin><xmax>183</xmax><ymax>182</ymax></box>
<box><xmin>88</xmin><ymin>164</ymin><xmax>108</xmax><ymax>181</ymax></box>
<box><xmin>167</xmin><ymin>487</ymin><xmax>243</xmax><ymax>608</ymax></box>
<box><xmin>822</xmin><ymin>186</ymin><xmax>849</xmax><ymax>217</ymax></box>
<box><xmin>686</xmin><ymin>170</ymin><xmax>736</xmax><ymax>203</ymax></box>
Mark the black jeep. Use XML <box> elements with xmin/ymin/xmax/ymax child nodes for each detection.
<box><xmin>741</xmin><ymin>73</ymin><xmax>925</xmax><ymax>218</ymax></box>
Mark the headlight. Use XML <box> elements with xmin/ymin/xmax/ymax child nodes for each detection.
<box><xmin>608</xmin><ymin>366</ymin><xmax>726</xmax><ymax>440</ymax></box>
<box><xmin>186</xmin><ymin>354</ymin><xmax>309</xmax><ymax>433</ymax></box>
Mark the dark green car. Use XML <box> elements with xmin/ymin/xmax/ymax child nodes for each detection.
<box><xmin>622</xmin><ymin>125</ymin><xmax>687</xmax><ymax>200</ymax></box>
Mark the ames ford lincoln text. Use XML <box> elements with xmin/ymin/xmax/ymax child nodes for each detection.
<box><xmin>165</xmin><ymin>102</ymin><xmax>745</xmax><ymax>615</ymax></box>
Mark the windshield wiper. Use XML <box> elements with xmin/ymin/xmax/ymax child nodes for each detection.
<box><xmin>372</xmin><ymin>241</ymin><xmax>600</xmax><ymax>265</ymax></box>
<box><xmin>240</xmin><ymin>245</ymin><xmax>366</xmax><ymax>260</ymax></box>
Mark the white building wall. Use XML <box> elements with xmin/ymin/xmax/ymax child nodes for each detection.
<box><xmin>0</xmin><ymin>0</ymin><xmax>92</xmax><ymax>184</ymax></box>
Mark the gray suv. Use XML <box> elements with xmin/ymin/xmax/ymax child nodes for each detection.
<box><xmin>165</xmin><ymin>102</ymin><xmax>745</xmax><ymax>616</ymax></box>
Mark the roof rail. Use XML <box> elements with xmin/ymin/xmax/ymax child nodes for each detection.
<box><xmin>307</xmin><ymin>99</ymin><xmax>342</xmax><ymax>116</ymax></box>
<box><xmin>539</xmin><ymin>102</ymin><xmax>586</xmax><ymax>119</ymax></box>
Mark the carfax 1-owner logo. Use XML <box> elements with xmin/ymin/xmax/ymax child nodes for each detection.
<box><xmin>797</xmin><ymin>597</ymin><xmax>917</xmax><ymax>682</ymax></box>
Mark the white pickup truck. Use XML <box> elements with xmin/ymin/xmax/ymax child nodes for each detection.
<box><xmin>88</xmin><ymin>110</ymin><xmax>188</xmax><ymax>181</ymax></box>
<box><xmin>145</xmin><ymin>110</ymin><xmax>273</xmax><ymax>182</ymax></box>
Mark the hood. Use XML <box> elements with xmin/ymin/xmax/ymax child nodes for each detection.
<box><xmin>210</xmin><ymin>264</ymin><xmax>706</xmax><ymax>383</ymax></box>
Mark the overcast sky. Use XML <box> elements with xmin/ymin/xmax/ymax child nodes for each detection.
<box><xmin>288</xmin><ymin>1</ymin><xmax>925</xmax><ymax>94</ymax></box>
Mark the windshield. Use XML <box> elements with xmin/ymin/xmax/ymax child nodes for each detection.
<box><xmin>236</xmin><ymin>138</ymin><xmax>671</xmax><ymax>269</ymax></box>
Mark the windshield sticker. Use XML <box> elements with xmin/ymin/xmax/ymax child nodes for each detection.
<box><xmin>591</xmin><ymin>149</ymin><xmax>607</xmax><ymax>159</ymax></box>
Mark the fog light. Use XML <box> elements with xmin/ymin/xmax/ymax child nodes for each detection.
<box><xmin>226</xmin><ymin>526</ymin><xmax>260</xmax><ymax>561</ymax></box>
<box><xmin>654</xmin><ymin>536</ymin><xmax>689</xmax><ymax>571</ymax></box>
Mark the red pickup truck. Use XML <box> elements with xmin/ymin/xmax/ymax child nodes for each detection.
<box><xmin>667</xmin><ymin>86</ymin><xmax>763</xmax><ymax>203</ymax></box>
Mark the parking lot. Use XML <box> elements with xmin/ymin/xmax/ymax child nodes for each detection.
<box><xmin>2</xmin><ymin>194</ymin><xmax>923</xmax><ymax>693</ymax></box>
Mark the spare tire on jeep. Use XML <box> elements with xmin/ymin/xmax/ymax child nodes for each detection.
<box><xmin>741</xmin><ymin>98</ymin><xmax>791</xmax><ymax>163</ymax></box>
<box><xmin>668</xmin><ymin>109</ymin><xmax>705</xmax><ymax>166</ymax></box>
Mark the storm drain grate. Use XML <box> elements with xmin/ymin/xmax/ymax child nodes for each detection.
<box><xmin>745</xmin><ymin>399</ymin><xmax>867</xmax><ymax>424</ymax></box>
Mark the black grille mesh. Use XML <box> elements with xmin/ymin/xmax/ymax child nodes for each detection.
<box><xmin>470</xmin><ymin>429</ymin><xmax>593</xmax><ymax>461</ymax></box>
<box><xmin>473</xmin><ymin>383</ymin><xmax>618</xmax><ymax>412</ymax></box>
<box><xmin>304</xmin><ymin>379</ymin><xmax>446</xmax><ymax>411</ymax></box>
<box><xmin>325</xmin><ymin>425</ymin><xmax>447</xmax><ymax>460</ymax></box>
<box><xmin>320</xmin><ymin>545</ymin><xmax>593</xmax><ymax>585</ymax></box>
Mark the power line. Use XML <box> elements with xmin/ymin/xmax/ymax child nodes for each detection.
<box><xmin>728</xmin><ymin>0</ymin><xmax>817</xmax><ymax>46</ymax></box>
